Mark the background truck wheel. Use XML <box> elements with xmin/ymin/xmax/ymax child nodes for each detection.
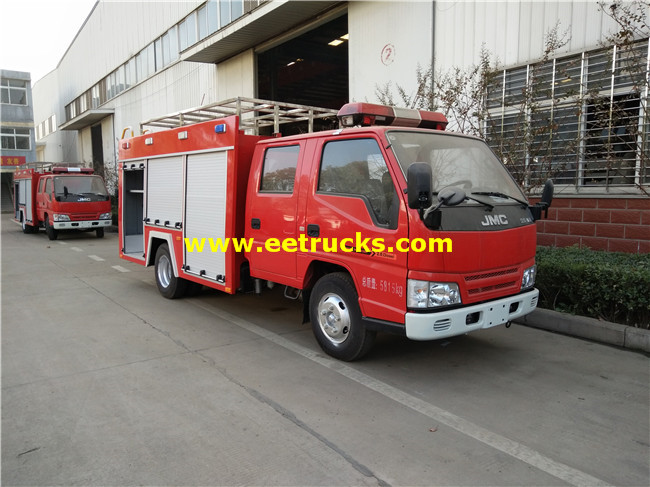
<box><xmin>21</xmin><ymin>216</ymin><xmax>35</xmax><ymax>234</ymax></box>
<box><xmin>96</xmin><ymin>228</ymin><xmax>104</xmax><ymax>238</ymax></box>
<box><xmin>309</xmin><ymin>272</ymin><xmax>376</xmax><ymax>361</ymax></box>
<box><xmin>44</xmin><ymin>217</ymin><xmax>58</xmax><ymax>240</ymax></box>
<box><xmin>155</xmin><ymin>243</ymin><xmax>187</xmax><ymax>299</ymax></box>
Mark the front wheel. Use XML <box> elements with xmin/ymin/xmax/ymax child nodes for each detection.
<box><xmin>44</xmin><ymin>216</ymin><xmax>58</xmax><ymax>240</ymax></box>
<box><xmin>96</xmin><ymin>228</ymin><xmax>104</xmax><ymax>238</ymax></box>
<box><xmin>155</xmin><ymin>243</ymin><xmax>187</xmax><ymax>299</ymax></box>
<box><xmin>309</xmin><ymin>272</ymin><xmax>376</xmax><ymax>361</ymax></box>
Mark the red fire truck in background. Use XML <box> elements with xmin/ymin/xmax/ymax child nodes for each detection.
<box><xmin>118</xmin><ymin>98</ymin><xmax>553</xmax><ymax>361</ymax></box>
<box><xmin>13</xmin><ymin>164</ymin><xmax>112</xmax><ymax>240</ymax></box>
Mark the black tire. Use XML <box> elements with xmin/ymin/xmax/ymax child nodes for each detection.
<box><xmin>44</xmin><ymin>216</ymin><xmax>58</xmax><ymax>240</ymax></box>
<box><xmin>309</xmin><ymin>272</ymin><xmax>376</xmax><ymax>361</ymax></box>
<box><xmin>96</xmin><ymin>228</ymin><xmax>104</xmax><ymax>238</ymax></box>
<box><xmin>154</xmin><ymin>243</ymin><xmax>187</xmax><ymax>299</ymax></box>
<box><xmin>21</xmin><ymin>216</ymin><xmax>35</xmax><ymax>234</ymax></box>
<box><xmin>185</xmin><ymin>281</ymin><xmax>203</xmax><ymax>297</ymax></box>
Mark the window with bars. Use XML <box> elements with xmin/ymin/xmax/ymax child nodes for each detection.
<box><xmin>486</xmin><ymin>39</ymin><xmax>649</xmax><ymax>190</ymax></box>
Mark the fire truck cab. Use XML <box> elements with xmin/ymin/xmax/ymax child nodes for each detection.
<box><xmin>14</xmin><ymin>164</ymin><xmax>112</xmax><ymax>240</ymax></box>
<box><xmin>118</xmin><ymin>98</ymin><xmax>552</xmax><ymax>361</ymax></box>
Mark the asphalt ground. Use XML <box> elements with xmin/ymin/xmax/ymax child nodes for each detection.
<box><xmin>2</xmin><ymin>216</ymin><xmax>649</xmax><ymax>486</ymax></box>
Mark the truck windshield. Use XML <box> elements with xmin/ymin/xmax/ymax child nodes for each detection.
<box><xmin>54</xmin><ymin>176</ymin><xmax>108</xmax><ymax>201</ymax></box>
<box><xmin>388</xmin><ymin>131</ymin><xmax>526</xmax><ymax>202</ymax></box>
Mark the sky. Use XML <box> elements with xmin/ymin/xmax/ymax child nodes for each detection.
<box><xmin>1</xmin><ymin>0</ymin><xmax>99</xmax><ymax>84</ymax></box>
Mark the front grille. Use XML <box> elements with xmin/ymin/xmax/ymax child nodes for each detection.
<box><xmin>465</xmin><ymin>267</ymin><xmax>518</xmax><ymax>282</ymax></box>
<box><xmin>70</xmin><ymin>213</ymin><xmax>97</xmax><ymax>221</ymax></box>
<box><xmin>467</xmin><ymin>281</ymin><xmax>518</xmax><ymax>296</ymax></box>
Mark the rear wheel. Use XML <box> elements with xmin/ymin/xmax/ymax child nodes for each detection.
<box><xmin>44</xmin><ymin>216</ymin><xmax>58</xmax><ymax>240</ymax></box>
<box><xmin>309</xmin><ymin>272</ymin><xmax>376</xmax><ymax>361</ymax></box>
<box><xmin>21</xmin><ymin>215</ymin><xmax>35</xmax><ymax>234</ymax></box>
<box><xmin>155</xmin><ymin>243</ymin><xmax>187</xmax><ymax>299</ymax></box>
<box><xmin>185</xmin><ymin>281</ymin><xmax>203</xmax><ymax>297</ymax></box>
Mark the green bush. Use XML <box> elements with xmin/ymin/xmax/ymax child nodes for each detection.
<box><xmin>535</xmin><ymin>246</ymin><xmax>650</xmax><ymax>328</ymax></box>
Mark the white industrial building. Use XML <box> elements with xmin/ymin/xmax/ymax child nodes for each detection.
<box><xmin>32</xmin><ymin>1</ymin><xmax>649</xmax><ymax>202</ymax></box>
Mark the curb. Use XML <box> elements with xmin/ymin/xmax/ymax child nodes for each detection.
<box><xmin>516</xmin><ymin>308</ymin><xmax>650</xmax><ymax>353</ymax></box>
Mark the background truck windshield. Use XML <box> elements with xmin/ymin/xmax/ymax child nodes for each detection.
<box><xmin>54</xmin><ymin>176</ymin><xmax>108</xmax><ymax>200</ymax></box>
<box><xmin>388</xmin><ymin>131</ymin><xmax>525</xmax><ymax>200</ymax></box>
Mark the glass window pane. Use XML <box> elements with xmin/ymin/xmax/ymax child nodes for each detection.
<box><xmin>530</xmin><ymin>60</ymin><xmax>554</xmax><ymax>102</ymax></box>
<box><xmin>614</xmin><ymin>41</ymin><xmax>648</xmax><ymax>90</ymax></box>
<box><xmin>231</xmin><ymin>0</ymin><xmax>243</xmax><ymax>19</ymax></box>
<box><xmin>186</xmin><ymin>12</ymin><xmax>197</xmax><ymax>48</ymax></box>
<box><xmin>207</xmin><ymin>0</ymin><xmax>219</xmax><ymax>33</ymax></box>
<box><xmin>586</xmin><ymin>50</ymin><xmax>612</xmax><ymax>93</ymax></box>
<box><xmin>486</xmin><ymin>71</ymin><xmax>504</xmax><ymax>109</ymax></box>
<box><xmin>260</xmin><ymin>145</ymin><xmax>300</xmax><ymax>192</ymax></box>
<box><xmin>220</xmin><ymin>0</ymin><xmax>231</xmax><ymax>26</ymax></box>
<box><xmin>9</xmin><ymin>88</ymin><xmax>27</xmax><ymax>105</ymax></box>
<box><xmin>584</xmin><ymin>94</ymin><xmax>640</xmax><ymax>186</ymax></box>
<box><xmin>319</xmin><ymin>138</ymin><xmax>397</xmax><ymax>226</ymax></box>
<box><xmin>198</xmin><ymin>5</ymin><xmax>208</xmax><ymax>39</ymax></box>
<box><xmin>179</xmin><ymin>18</ymin><xmax>188</xmax><ymax>51</ymax></box>
<box><xmin>169</xmin><ymin>26</ymin><xmax>179</xmax><ymax>62</ymax></box>
<box><xmin>503</xmin><ymin>66</ymin><xmax>528</xmax><ymax>107</ymax></box>
<box><xmin>16</xmin><ymin>133</ymin><xmax>30</xmax><ymax>150</ymax></box>
<box><xmin>553</xmin><ymin>55</ymin><xmax>583</xmax><ymax>99</ymax></box>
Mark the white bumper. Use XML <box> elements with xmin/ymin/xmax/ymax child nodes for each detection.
<box><xmin>53</xmin><ymin>219</ymin><xmax>112</xmax><ymax>230</ymax></box>
<box><xmin>405</xmin><ymin>289</ymin><xmax>539</xmax><ymax>341</ymax></box>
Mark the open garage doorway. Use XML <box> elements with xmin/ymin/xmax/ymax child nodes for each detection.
<box><xmin>257</xmin><ymin>14</ymin><xmax>348</xmax><ymax>111</ymax></box>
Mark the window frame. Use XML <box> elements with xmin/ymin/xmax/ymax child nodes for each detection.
<box><xmin>259</xmin><ymin>144</ymin><xmax>301</xmax><ymax>193</ymax></box>
<box><xmin>485</xmin><ymin>38</ymin><xmax>649</xmax><ymax>192</ymax></box>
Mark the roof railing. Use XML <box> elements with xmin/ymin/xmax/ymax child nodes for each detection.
<box><xmin>139</xmin><ymin>96</ymin><xmax>339</xmax><ymax>134</ymax></box>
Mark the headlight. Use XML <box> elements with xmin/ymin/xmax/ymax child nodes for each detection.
<box><xmin>99</xmin><ymin>212</ymin><xmax>112</xmax><ymax>220</ymax></box>
<box><xmin>407</xmin><ymin>280</ymin><xmax>461</xmax><ymax>309</ymax></box>
<box><xmin>521</xmin><ymin>265</ymin><xmax>536</xmax><ymax>290</ymax></box>
<box><xmin>53</xmin><ymin>214</ymin><xmax>70</xmax><ymax>222</ymax></box>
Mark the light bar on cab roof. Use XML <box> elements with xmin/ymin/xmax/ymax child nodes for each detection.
<box><xmin>52</xmin><ymin>167</ymin><xmax>94</xmax><ymax>174</ymax></box>
<box><xmin>337</xmin><ymin>102</ymin><xmax>448</xmax><ymax>130</ymax></box>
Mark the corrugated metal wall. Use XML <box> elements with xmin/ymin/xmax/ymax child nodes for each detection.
<box><xmin>434</xmin><ymin>1</ymin><xmax>626</xmax><ymax>72</ymax></box>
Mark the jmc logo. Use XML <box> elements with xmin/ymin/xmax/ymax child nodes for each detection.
<box><xmin>481</xmin><ymin>214</ymin><xmax>509</xmax><ymax>226</ymax></box>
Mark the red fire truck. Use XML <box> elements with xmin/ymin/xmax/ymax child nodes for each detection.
<box><xmin>13</xmin><ymin>163</ymin><xmax>112</xmax><ymax>240</ymax></box>
<box><xmin>118</xmin><ymin>98</ymin><xmax>552</xmax><ymax>361</ymax></box>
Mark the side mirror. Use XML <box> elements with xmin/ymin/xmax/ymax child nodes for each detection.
<box><xmin>437</xmin><ymin>187</ymin><xmax>466</xmax><ymax>207</ymax></box>
<box><xmin>541</xmin><ymin>179</ymin><xmax>554</xmax><ymax>207</ymax></box>
<box><xmin>530</xmin><ymin>179</ymin><xmax>554</xmax><ymax>221</ymax></box>
<box><xmin>407</xmin><ymin>162</ymin><xmax>432</xmax><ymax>210</ymax></box>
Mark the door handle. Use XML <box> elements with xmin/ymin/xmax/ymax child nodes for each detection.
<box><xmin>307</xmin><ymin>224</ymin><xmax>320</xmax><ymax>237</ymax></box>
<box><xmin>251</xmin><ymin>218</ymin><xmax>261</xmax><ymax>230</ymax></box>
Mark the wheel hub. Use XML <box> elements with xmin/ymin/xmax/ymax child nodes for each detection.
<box><xmin>317</xmin><ymin>294</ymin><xmax>350</xmax><ymax>344</ymax></box>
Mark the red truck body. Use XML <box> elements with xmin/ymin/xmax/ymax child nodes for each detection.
<box><xmin>118</xmin><ymin>101</ymin><xmax>550</xmax><ymax>360</ymax></box>
<box><xmin>13</xmin><ymin>165</ymin><xmax>112</xmax><ymax>240</ymax></box>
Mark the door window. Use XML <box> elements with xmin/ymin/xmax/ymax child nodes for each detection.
<box><xmin>260</xmin><ymin>145</ymin><xmax>300</xmax><ymax>193</ymax></box>
<box><xmin>318</xmin><ymin>138</ymin><xmax>398</xmax><ymax>228</ymax></box>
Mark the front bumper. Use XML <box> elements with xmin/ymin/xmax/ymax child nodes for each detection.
<box><xmin>405</xmin><ymin>288</ymin><xmax>539</xmax><ymax>340</ymax></box>
<box><xmin>53</xmin><ymin>219</ymin><xmax>112</xmax><ymax>230</ymax></box>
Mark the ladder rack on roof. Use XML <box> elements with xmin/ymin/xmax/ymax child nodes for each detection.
<box><xmin>18</xmin><ymin>162</ymin><xmax>86</xmax><ymax>173</ymax></box>
<box><xmin>139</xmin><ymin>96</ymin><xmax>340</xmax><ymax>135</ymax></box>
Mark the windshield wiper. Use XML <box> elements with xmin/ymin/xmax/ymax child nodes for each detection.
<box><xmin>433</xmin><ymin>191</ymin><xmax>494</xmax><ymax>210</ymax></box>
<box><xmin>471</xmin><ymin>191</ymin><xmax>528</xmax><ymax>206</ymax></box>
